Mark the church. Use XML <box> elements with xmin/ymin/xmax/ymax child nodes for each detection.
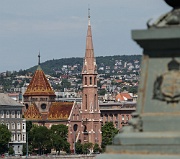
<box><xmin>23</xmin><ymin>12</ymin><xmax>102</xmax><ymax>151</ymax></box>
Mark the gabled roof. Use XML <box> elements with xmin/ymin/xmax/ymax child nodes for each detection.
<box><xmin>24</xmin><ymin>103</ymin><xmax>42</xmax><ymax>120</ymax></box>
<box><xmin>0</xmin><ymin>93</ymin><xmax>23</xmax><ymax>106</ymax></box>
<box><xmin>116</xmin><ymin>93</ymin><xmax>133</xmax><ymax>102</ymax></box>
<box><xmin>48</xmin><ymin>102</ymin><xmax>73</xmax><ymax>120</ymax></box>
<box><xmin>23</xmin><ymin>66</ymin><xmax>55</xmax><ymax>96</ymax></box>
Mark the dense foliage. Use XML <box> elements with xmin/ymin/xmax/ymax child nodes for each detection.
<box><xmin>0</xmin><ymin>124</ymin><xmax>11</xmax><ymax>154</ymax></box>
<box><xmin>24</xmin><ymin>123</ymin><xmax>70</xmax><ymax>155</ymax></box>
<box><xmin>101</xmin><ymin>122</ymin><xmax>119</xmax><ymax>152</ymax></box>
<box><xmin>75</xmin><ymin>141</ymin><xmax>101</xmax><ymax>154</ymax></box>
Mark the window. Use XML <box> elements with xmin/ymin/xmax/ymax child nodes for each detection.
<box><xmin>13</xmin><ymin>134</ymin><xmax>16</xmax><ymax>141</ymax></box>
<box><xmin>17</xmin><ymin>111</ymin><xmax>20</xmax><ymax>118</ymax></box>
<box><xmin>85</xmin><ymin>77</ymin><xmax>87</xmax><ymax>85</ymax></box>
<box><xmin>94</xmin><ymin>77</ymin><xmax>96</xmax><ymax>85</ymax></box>
<box><xmin>126</xmin><ymin>115</ymin><xmax>129</xmax><ymax>121</ymax></box>
<box><xmin>94</xmin><ymin>94</ymin><xmax>96</xmax><ymax>110</ymax></box>
<box><xmin>122</xmin><ymin>115</ymin><xmax>124</xmax><ymax>121</ymax></box>
<box><xmin>41</xmin><ymin>103</ymin><xmax>46</xmax><ymax>110</ymax></box>
<box><xmin>90</xmin><ymin>77</ymin><xmax>92</xmax><ymax>85</ymax></box>
<box><xmin>1</xmin><ymin>111</ymin><xmax>4</xmax><ymax>118</ymax></box>
<box><xmin>6</xmin><ymin>123</ymin><xmax>9</xmax><ymax>129</ymax></box>
<box><xmin>85</xmin><ymin>94</ymin><xmax>87</xmax><ymax>110</ymax></box>
<box><xmin>22</xmin><ymin>134</ymin><xmax>25</xmax><ymax>141</ymax></box>
<box><xmin>25</xmin><ymin>104</ymin><xmax>29</xmax><ymax>109</ymax></box>
<box><xmin>11</xmin><ymin>123</ymin><xmax>15</xmax><ymax>129</ymax></box>
<box><xmin>22</xmin><ymin>123</ymin><xmax>25</xmax><ymax>130</ymax></box>
<box><xmin>17</xmin><ymin>134</ymin><xmax>20</xmax><ymax>141</ymax></box>
<box><xmin>17</xmin><ymin>123</ymin><xmax>20</xmax><ymax>129</ymax></box>
<box><xmin>6</xmin><ymin>111</ymin><xmax>9</xmax><ymax>118</ymax></box>
<box><xmin>11</xmin><ymin>111</ymin><xmax>15</xmax><ymax>118</ymax></box>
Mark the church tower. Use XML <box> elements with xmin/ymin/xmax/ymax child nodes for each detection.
<box><xmin>23</xmin><ymin>54</ymin><xmax>56</xmax><ymax>114</ymax></box>
<box><xmin>81</xmin><ymin>9</ymin><xmax>102</xmax><ymax>146</ymax></box>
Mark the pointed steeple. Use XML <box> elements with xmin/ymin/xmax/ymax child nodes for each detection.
<box><xmin>82</xmin><ymin>8</ymin><xmax>97</xmax><ymax>74</ymax></box>
<box><xmin>24</xmin><ymin>54</ymin><xmax>55</xmax><ymax>97</ymax></box>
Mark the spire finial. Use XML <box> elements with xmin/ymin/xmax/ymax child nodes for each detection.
<box><xmin>38</xmin><ymin>51</ymin><xmax>40</xmax><ymax>65</ymax></box>
<box><xmin>88</xmin><ymin>6</ymin><xmax>91</xmax><ymax>26</ymax></box>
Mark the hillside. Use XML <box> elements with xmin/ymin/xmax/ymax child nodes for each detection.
<box><xmin>27</xmin><ymin>55</ymin><xmax>141</xmax><ymax>75</ymax></box>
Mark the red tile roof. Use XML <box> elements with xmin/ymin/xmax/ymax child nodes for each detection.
<box><xmin>24</xmin><ymin>103</ymin><xmax>42</xmax><ymax>120</ymax></box>
<box><xmin>23</xmin><ymin>66</ymin><xmax>55</xmax><ymax>96</ymax></box>
<box><xmin>48</xmin><ymin>102</ymin><xmax>73</xmax><ymax>120</ymax></box>
<box><xmin>116</xmin><ymin>93</ymin><xmax>133</xmax><ymax>101</ymax></box>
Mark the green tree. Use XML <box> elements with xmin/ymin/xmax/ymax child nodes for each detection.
<box><xmin>26</xmin><ymin>121</ymin><xmax>32</xmax><ymax>133</ymax></box>
<box><xmin>8</xmin><ymin>146</ymin><xmax>14</xmax><ymax>155</ymax></box>
<box><xmin>82</xmin><ymin>143</ymin><xmax>93</xmax><ymax>154</ymax></box>
<box><xmin>101</xmin><ymin>122</ymin><xmax>119</xmax><ymax>152</ymax></box>
<box><xmin>30</xmin><ymin>126</ymin><xmax>51</xmax><ymax>155</ymax></box>
<box><xmin>0</xmin><ymin>124</ymin><xmax>11</xmax><ymax>154</ymax></box>
<box><xmin>50</xmin><ymin>124</ymin><xmax>70</xmax><ymax>154</ymax></box>
<box><xmin>98</xmin><ymin>89</ymin><xmax>107</xmax><ymax>96</ymax></box>
<box><xmin>93</xmin><ymin>143</ymin><xmax>101</xmax><ymax>153</ymax></box>
<box><xmin>75</xmin><ymin>140</ymin><xmax>83</xmax><ymax>154</ymax></box>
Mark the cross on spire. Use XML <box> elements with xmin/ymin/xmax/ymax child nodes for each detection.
<box><xmin>88</xmin><ymin>6</ymin><xmax>91</xmax><ymax>26</ymax></box>
<box><xmin>38</xmin><ymin>52</ymin><xmax>40</xmax><ymax>65</ymax></box>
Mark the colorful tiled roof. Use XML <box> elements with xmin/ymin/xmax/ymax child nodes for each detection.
<box><xmin>24</xmin><ymin>103</ymin><xmax>42</xmax><ymax>120</ymax></box>
<box><xmin>116</xmin><ymin>93</ymin><xmax>133</xmax><ymax>102</ymax></box>
<box><xmin>23</xmin><ymin>66</ymin><xmax>55</xmax><ymax>96</ymax></box>
<box><xmin>48</xmin><ymin>102</ymin><xmax>73</xmax><ymax>120</ymax></box>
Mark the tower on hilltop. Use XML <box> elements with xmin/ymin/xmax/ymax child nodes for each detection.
<box><xmin>81</xmin><ymin>8</ymin><xmax>102</xmax><ymax>146</ymax></box>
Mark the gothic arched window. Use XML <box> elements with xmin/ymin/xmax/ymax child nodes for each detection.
<box><xmin>90</xmin><ymin>77</ymin><xmax>92</xmax><ymax>85</ymax></box>
<box><xmin>85</xmin><ymin>94</ymin><xmax>87</xmax><ymax>110</ymax></box>
<box><xmin>85</xmin><ymin>77</ymin><xmax>87</xmax><ymax>85</ymax></box>
<box><xmin>94</xmin><ymin>77</ymin><xmax>96</xmax><ymax>85</ymax></box>
<box><xmin>94</xmin><ymin>94</ymin><xmax>97</xmax><ymax>110</ymax></box>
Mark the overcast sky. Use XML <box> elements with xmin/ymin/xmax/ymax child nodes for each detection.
<box><xmin>0</xmin><ymin>0</ymin><xmax>171</xmax><ymax>72</ymax></box>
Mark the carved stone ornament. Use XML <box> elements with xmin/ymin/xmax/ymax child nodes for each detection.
<box><xmin>153</xmin><ymin>58</ymin><xmax>180</xmax><ymax>103</ymax></box>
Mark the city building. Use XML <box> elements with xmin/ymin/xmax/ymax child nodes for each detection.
<box><xmin>0</xmin><ymin>93</ymin><xmax>26</xmax><ymax>155</ymax></box>
<box><xmin>22</xmin><ymin>10</ymin><xmax>136</xmax><ymax>152</ymax></box>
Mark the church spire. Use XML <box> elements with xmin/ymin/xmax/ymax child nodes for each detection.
<box><xmin>82</xmin><ymin>8</ymin><xmax>97</xmax><ymax>74</ymax></box>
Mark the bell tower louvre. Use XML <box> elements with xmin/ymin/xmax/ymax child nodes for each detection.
<box><xmin>81</xmin><ymin>8</ymin><xmax>102</xmax><ymax>146</ymax></box>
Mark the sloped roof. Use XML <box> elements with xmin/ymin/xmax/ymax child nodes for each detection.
<box><xmin>48</xmin><ymin>102</ymin><xmax>73</xmax><ymax>120</ymax></box>
<box><xmin>24</xmin><ymin>103</ymin><xmax>42</xmax><ymax>120</ymax></box>
<box><xmin>24</xmin><ymin>101</ymin><xmax>74</xmax><ymax>121</ymax></box>
<box><xmin>23</xmin><ymin>66</ymin><xmax>55</xmax><ymax>96</ymax></box>
<box><xmin>116</xmin><ymin>93</ymin><xmax>133</xmax><ymax>101</ymax></box>
<box><xmin>0</xmin><ymin>93</ymin><xmax>23</xmax><ymax>106</ymax></box>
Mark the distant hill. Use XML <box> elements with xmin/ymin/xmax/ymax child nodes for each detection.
<box><xmin>27</xmin><ymin>55</ymin><xmax>142</xmax><ymax>75</ymax></box>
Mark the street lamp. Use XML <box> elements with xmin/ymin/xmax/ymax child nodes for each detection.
<box><xmin>73</xmin><ymin>124</ymin><xmax>78</xmax><ymax>154</ymax></box>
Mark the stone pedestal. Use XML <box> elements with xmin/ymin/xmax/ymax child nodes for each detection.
<box><xmin>96</xmin><ymin>1</ymin><xmax>180</xmax><ymax>158</ymax></box>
